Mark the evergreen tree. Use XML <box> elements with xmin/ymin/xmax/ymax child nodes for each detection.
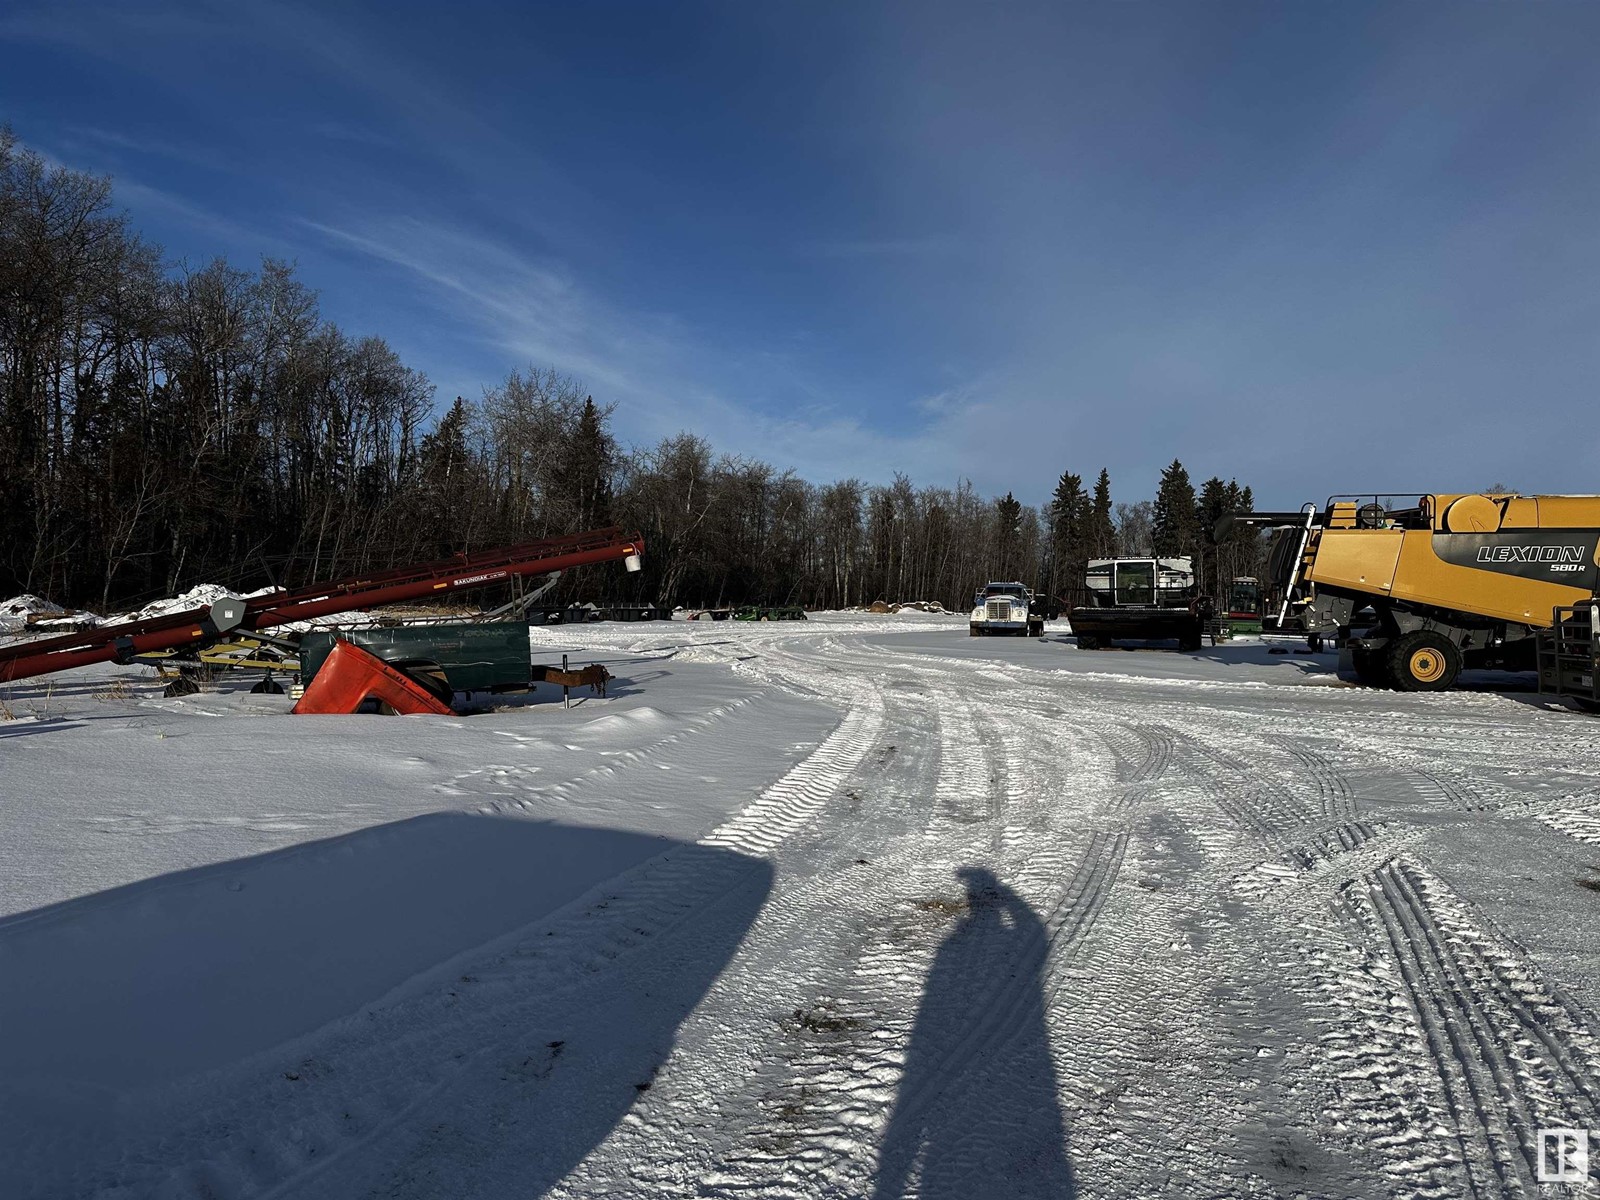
<box><xmin>1195</xmin><ymin>476</ymin><xmax>1231</xmax><ymax>598</ymax></box>
<box><xmin>414</xmin><ymin>396</ymin><xmax>480</xmax><ymax>552</ymax></box>
<box><xmin>561</xmin><ymin>395</ymin><xmax>616</xmax><ymax>531</ymax></box>
<box><xmin>1048</xmin><ymin>471</ymin><xmax>1090</xmax><ymax>597</ymax></box>
<box><xmin>419</xmin><ymin>397</ymin><xmax>472</xmax><ymax>488</ymax></box>
<box><xmin>1227</xmin><ymin>483</ymin><xmax>1263</xmax><ymax>587</ymax></box>
<box><xmin>1151</xmin><ymin>459</ymin><xmax>1198</xmax><ymax>558</ymax></box>
<box><xmin>1089</xmin><ymin>468</ymin><xmax>1115</xmax><ymax>558</ymax></box>
<box><xmin>995</xmin><ymin>491</ymin><xmax>1024</xmax><ymax>579</ymax></box>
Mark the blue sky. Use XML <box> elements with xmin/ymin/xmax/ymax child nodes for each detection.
<box><xmin>3</xmin><ymin>1</ymin><xmax>1598</xmax><ymax>508</ymax></box>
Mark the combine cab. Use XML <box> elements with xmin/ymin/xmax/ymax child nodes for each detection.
<box><xmin>1225</xmin><ymin>493</ymin><xmax>1600</xmax><ymax>691</ymax></box>
<box><xmin>1070</xmin><ymin>558</ymin><xmax>1209</xmax><ymax>652</ymax></box>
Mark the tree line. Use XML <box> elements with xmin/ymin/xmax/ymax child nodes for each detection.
<box><xmin>1047</xmin><ymin>460</ymin><xmax>1266</xmax><ymax>606</ymax></box>
<box><xmin>0</xmin><ymin>132</ymin><xmax>1263</xmax><ymax>616</ymax></box>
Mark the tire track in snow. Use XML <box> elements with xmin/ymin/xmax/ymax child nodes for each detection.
<box><xmin>576</xmin><ymin>680</ymin><xmax>951</xmax><ymax>1199</ymax></box>
<box><xmin>1126</xmin><ymin>723</ymin><xmax>1175</xmax><ymax>784</ymax></box>
<box><xmin>1231</xmin><ymin>820</ymin><xmax>1390</xmax><ymax>906</ymax></box>
<box><xmin>846</xmin><ymin>698</ymin><xmax>1126</xmax><ymax>1197</ymax></box>
<box><xmin>710</xmin><ymin>682</ymin><xmax>1007</xmax><ymax>1192</ymax></box>
<box><xmin>863</xmin><ymin>634</ymin><xmax>1600</xmax><ymax>1197</ymax></box>
<box><xmin>1409</xmin><ymin>766</ymin><xmax>1493</xmax><ymax>812</ymax></box>
<box><xmin>1540</xmin><ymin>804</ymin><xmax>1600</xmax><ymax>847</ymax></box>
<box><xmin>1170</xmin><ymin>730</ymin><xmax>1311</xmax><ymax>852</ymax></box>
<box><xmin>36</xmin><ymin>655</ymin><xmax>885</xmax><ymax>1200</ymax></box>
<box><xmin>928</xmin><ymin>688</ymin><xmax>993</xmax><ymax>834</ymax></box>
<box><xmin>661</xmin><ymin>681</ymin><xmax>1127</xmax><ymax>1198</ymax></box>
<box><xmin>983</xmin><ymin>698</ymin><xmax>1116</xmax><ymax>853</ymax></box>
<box><xmin>1274</xmin><ymin>738</ymin><xmax>1359</xmax><ymax>823</ymax></box>
<box><xmin>715</xmin><ymin>836</ymin><xmax>1127</xmax><ymax>1200</ymax></box>
<box><xmin>1342</xmin><ymin>857</ymin><xmax>1600</xmax><ymax>1197</ymax></box>
<box><xmin>1283</xmin><ymin>905</ymin><xmax>1470</xmax><ymax>1199</ymax></box>
<box><xmin>702</xmin><ymin>692</ymin><xmax>885</xmax><ymax>854</ymax></box>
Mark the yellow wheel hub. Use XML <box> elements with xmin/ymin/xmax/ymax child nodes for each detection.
<box><xmin>1409</xmin><ymin>647</ymin><xmax>1446</xmax><ymax>683</ymax></box>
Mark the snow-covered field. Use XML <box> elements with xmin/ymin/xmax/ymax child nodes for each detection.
<box><xmin>5</xmin><ymin>612</ymin><xmax>1600</xmax><ymax>1197</ymax></box>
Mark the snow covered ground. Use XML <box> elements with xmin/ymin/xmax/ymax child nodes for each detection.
<box><xmin>4</xmin><ymin>612</ymin><xmax>1600</xmax><ymax>1197</ymax></box>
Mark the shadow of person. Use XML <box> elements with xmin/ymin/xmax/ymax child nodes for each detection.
<box><xmin>873</xmin><ymin>866</ymin><xmax>1075</xmax><ymax>1199</ymax></box>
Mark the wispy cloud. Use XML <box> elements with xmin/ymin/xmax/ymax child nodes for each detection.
<box><xmin>116</xmin><ymin>178</ymin><xmax>277</xmax><ymax>253</ymax></box>
<box><xmin>308</xmin><ymin>121</ymin><xmax>401</xmax><ymax>150</ymax></box>
<box><xmin>807</xmin><ymin>234</ymin><xmax>956</xmax><ymax>259</ymax></box>
<box><xmin>22</xmin><ymin>133</ymin><xmax>279</xmax><ymax>254</ymax></box>
<box><xmin>17</xmin><ymin>3</ymin><xmax>1596</xmax><ymax>506</ymax></box>
<box><xmin>63</xmin><ymin>125</ymin><xmax>227</xmax><ymax>171</ymax></box>
<box><xmin>301</xmin><ymin>211</ymin><xmax>1006</xmax><ymax>489</ymax></box>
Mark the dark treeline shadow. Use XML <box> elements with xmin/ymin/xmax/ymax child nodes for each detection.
<box><xmin>874</xmin><ymin>866</ymin><xmax>1075</xmax><ymax>1199</ymax></box>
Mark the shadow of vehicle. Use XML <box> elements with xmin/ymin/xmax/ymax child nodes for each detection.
<box><xmin>874</xmin><ymin>867</ymin><xmax>1075</xmax><ymax>1199</ymax></box>
<box><xmin>0</xmin><ymin>814</ymin><xmax>772</xmax><ymax>1199</ymax></box>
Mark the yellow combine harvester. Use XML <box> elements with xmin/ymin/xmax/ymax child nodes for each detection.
<box><xmin>1225</xmin><ymin>493</ymin><xmax>1600</xmax><ymax>691</ymax></box>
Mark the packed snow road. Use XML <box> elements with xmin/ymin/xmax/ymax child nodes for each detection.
<box><xmin>5</xmin><ymin>614</ymin><xmax>1600</xmax><ymax>1198</ymax></box>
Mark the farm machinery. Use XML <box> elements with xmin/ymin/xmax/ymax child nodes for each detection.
<box><xmin>1222</xmin><ymin>493</ymin><xmax>1600</xmax><ymax>691</ymax></box>
<box><xmin>1538</xmin><ymin>601</ymin><xmax>1600</xmax><ymax>711</ymax></box>
<box><xmin>1221</xmin><ymin>576</ymin><xmax>1265</xmax><ymax>637</ymax></box>
<box><xmin>1069</xmin><ymin>558</ymin><xmax>1211</xmax><ymax>651</ymax></box>
<box><xmin>0</xmin><ymin>527</ymin><xmax>645</xmax><ymax>712</ymax></box>
<box><xmin>292</xmin><ymin>624</ymin><xmax>616</xmax><ymax>714</ymax></box>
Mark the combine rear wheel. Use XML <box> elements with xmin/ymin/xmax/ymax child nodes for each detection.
<box><xmin>1387</xmin><ymin>631</ymin><xmax>1461</xmax><ymax>692</ymax></box>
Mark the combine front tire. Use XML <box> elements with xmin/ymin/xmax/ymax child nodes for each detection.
<box><xmin>1387</xmin><ymin>632</ymin><xmax>1461</xmax><ymax>692</ymax></box>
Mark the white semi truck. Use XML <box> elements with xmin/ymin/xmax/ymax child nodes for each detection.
<box><xmin>969</xmin><ymin>581</ymin><xmax>1045</xmax><ymax>637</ymax></box>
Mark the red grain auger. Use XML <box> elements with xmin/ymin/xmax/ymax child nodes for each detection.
<box><xmin>0</xmin><ymin>527</ymin><xmax>644</xmax><ymax>685</ymax></box>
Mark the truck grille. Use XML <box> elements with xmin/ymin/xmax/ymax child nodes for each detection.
<box><xmin>987</xmin><ymin>601</ymin><xmax>1010</xmax><ymax>620</ymax></box>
